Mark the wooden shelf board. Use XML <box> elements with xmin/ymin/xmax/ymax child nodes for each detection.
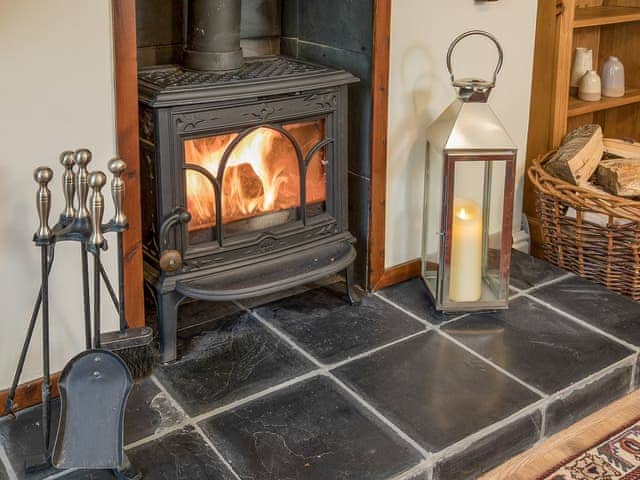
<box><xmin>568</xmin><ymin>87</ymin><xmax>640</xmax><ymax>117</ymax></box>
<box><xmin>574</xmin><ymin>6</ymin><xmax>640</xmax><ymax>28</ymax></box>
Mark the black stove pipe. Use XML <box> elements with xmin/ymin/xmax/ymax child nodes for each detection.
<box><xmin>184</xmin><ymin>0</ymin><xmax>244</xmax><ymax>72</ymax></box>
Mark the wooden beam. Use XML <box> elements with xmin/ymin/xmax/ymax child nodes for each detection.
<box><xmin>367</xmin><ymin>0</ymin><xmax>422</xmax><ymax>290</ymax></box>
<box><xmin>0</xmin><ymin>374</ymin><xmax>60</xmax><ymax>417</ymax></box>
<box><xmin>369</xmin><ymin>0</ymin><xmax>393</xmax><ymax>289</ymax></box>
<box><xmin>112</xmin><ymin>0</ymin><xmax>145</xmax><ymax>328</ymax></box>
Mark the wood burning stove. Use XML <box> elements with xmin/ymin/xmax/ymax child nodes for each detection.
<box><xmin>139</xmin><ymin>56</ymin><xmax>358</xmax><ymax>362</ymax></box>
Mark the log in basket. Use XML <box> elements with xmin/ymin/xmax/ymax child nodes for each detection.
<box><xmin>529</xmin><ymin>151</ymin><xmax>640</xmax><ymax>300</ymax></box>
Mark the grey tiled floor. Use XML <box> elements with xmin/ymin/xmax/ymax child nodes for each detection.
<box><xmin>1</xmin><ymin>253</ymin><xmax>639</xmax><ymax>480</ymax></box>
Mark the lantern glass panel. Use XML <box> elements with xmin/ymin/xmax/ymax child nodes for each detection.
<box><xmin>422</xmin><ymin>142</ymin><xmax>445</xmax><ymax>295</ymax></box>
<box><xmin>441</xmin><ymin>156</ymin><xmax>508</xmax><ymax>310</ymax></box>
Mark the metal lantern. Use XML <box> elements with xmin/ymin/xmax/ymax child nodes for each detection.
<box><xmin>422</xmin><ymin>30</ymin><xmax>516</xmax><ymax>312</ymax></box>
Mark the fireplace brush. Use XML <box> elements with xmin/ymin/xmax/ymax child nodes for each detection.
<box><xmin>4</xmin><ymin>150</ymin><xmax>155</xmax><ymax>422</ymax></box>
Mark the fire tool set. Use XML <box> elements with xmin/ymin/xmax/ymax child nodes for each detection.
<box><xmin>4</xmin><ymin>150</ymin><xmax>152</xmax><ymax>479</ymax></box>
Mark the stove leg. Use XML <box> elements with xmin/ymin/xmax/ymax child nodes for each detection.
<box><xmin>158</xmin><ymin>290</ymin><xmax>180</xmax><ymax>364</ymax></box>
<box><xmin>344</xmin><ymin>265</ymin><xmax>361</xmax><ymax>305</ymax></box>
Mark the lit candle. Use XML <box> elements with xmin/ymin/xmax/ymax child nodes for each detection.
<box><xmin>449</xmin><ymin>199</ymin><xmax>483</xmax><ymax>302</ymax></box>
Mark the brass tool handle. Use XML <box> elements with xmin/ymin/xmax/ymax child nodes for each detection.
<box><xmin>108</xmin><ymin>158</ymin><xmax>128</xmax><ymax>229</ymax></box>
<box><xmin>34</xmin><ymin>167</ymin><xmax>54</xmax><ymax>244</ymax></box>
<box><xmin>60</xmin><ymin>151</ymin><xmax>76</xmax><ymax>221</ymax></box>
<box><xmin>88</xmin><ymin>171</ymin><xmax>107</xmax><ymax>250</ymax></box>
<box><xmin>446</xmin><ymin>30</ymin><xmax>504</xmax><ymax>87</ymax></box>
<box><xmin>74</xmin><ymin>149</ymin><xmax>92</xmax><ymax>220</ymax></box>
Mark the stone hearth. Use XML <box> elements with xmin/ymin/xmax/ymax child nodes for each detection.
<box><xmin>1</xmin><ymin>251</ymin><xmax>639</xmax><ymax>479</ymax></box>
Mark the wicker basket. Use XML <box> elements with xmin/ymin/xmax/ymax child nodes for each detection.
<box><xmin>528</xmin><ymin>151</ymin><xmax>640</xmax><ymax>300</ymax></box>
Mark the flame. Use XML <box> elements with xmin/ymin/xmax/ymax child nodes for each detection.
<box><xmin>185</xmin><ymin>122</ymin><xmax>326</xmax><ymax>231</ymax></box>
<box><xmin>457</xmin><ymin>207</ymin><xmax>471</xmax><ymax>221</ymax></box>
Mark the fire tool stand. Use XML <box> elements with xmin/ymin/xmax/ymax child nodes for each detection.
<box><xmin>5</xmin><ymin>151</ymin><xmax>141</xmax><ymax>479</ymax></box>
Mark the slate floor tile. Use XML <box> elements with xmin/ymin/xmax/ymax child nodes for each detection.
<box><xmin>55</xmin><ymin>469</ymin><xmax>117</xmax><ymax>479</ymax></box>
<box><xmin>532</xmin><ymin>275</ymin><xmax>640</xmax><ymax>347</ymax></box>
<box><xmin>433</xmin><ymin>411</ymin><xmax>542</xmax><ymax>480</ymax></box>
<box><xmin>253</xmin><ymin>282</ymin><xmax>425</xmax><ymax>364</ymax></box>
<box><xmin>377</xmin><ymin>278</ymin><xmax>459</xmax><ymax>324</ymax></box>
<box><xmin>155</xmin><ymin>312</ymin><xmax>315</xmax><ymax>416</ymax></box>
<box><xmin>178</xmin><ymin>300</ymin><xmax>242</xmax><ymax>333</ymax></box>
<box><xmin>333</xmin><ymin>331</ymin><xmax>541</xmax><ymax>452</ymax></box>
<box><xmin>126</xmin><ymin>426</ymin><xmax>235</xmax><ymax>480</ymax></box>
<box><xmin>201</xmin><ymin>376</ymin><xmax>421</xmax><ymax>480</ymax></box>
<box><xmin>509</xmin><ymin>249</ymin><xmax>568</xmax><ymax>290</ymax></box>
<box><xmin>0</xmin><ymin>379</ymin><xmax>188</xmax><ymax>479</ymax></box>
<box><xmin>442</xmin><ymin>297</ymin><xmax>633</xmax><ymax>394</ymax></box>
<box><xmin>0</xmin><ymin>401</ymin><xmax>60</xmax><ymax>479</ymax></box>
<box><xmin>405</xmin><ymin>473</ymin><xmax>429</xmax><ymax>480</ymax></box>
<box><xmin>545</xmin><ymin>364</ymin><xmax>633</xmax><ymax>437</ymax></box>
<box><xmin>124</xmin><ymin>378</ymin><xmax>185</xmax><ymax>445</ymax></box>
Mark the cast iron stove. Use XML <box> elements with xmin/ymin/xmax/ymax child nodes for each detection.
<box><xmin>138</xmin><ymin>56</ymin><xmax>359</xmax><ymax>362</ymax></box>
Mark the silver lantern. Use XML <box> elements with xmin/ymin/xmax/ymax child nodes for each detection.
<box><xmin>422</xmin><ymin>30</ymin><xmax>517</xmax><ymax>312</ymax></box>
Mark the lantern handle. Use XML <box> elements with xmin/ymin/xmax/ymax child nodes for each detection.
<box><xmin>446</xmin><ymin>30</ymin><xmax>504</xmax><ymax>88</ymax></box>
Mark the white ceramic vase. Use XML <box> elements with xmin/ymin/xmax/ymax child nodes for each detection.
<box><xmin>601</xmin><ymin>56</ymin><xmax>625</xmax><ymax>98</ymax></box>
<box><xmin>571</xmin><ymin>48</ymin><xmax>593</xmax><ymax>92</ymax></box>
<box><xmin>579</xmin><ymin>70</ymin><xmax>602</xmax><ymax>102</ymax></box>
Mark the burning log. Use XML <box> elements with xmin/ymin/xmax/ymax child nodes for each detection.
<box><xmin>545</xmin><ymin>124</ymin><xmax>603</xmax><ymax>185</ymax></box>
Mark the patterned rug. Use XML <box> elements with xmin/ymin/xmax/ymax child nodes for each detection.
<box><xmin>540</xmin><ymin>419</ymin><xmax>640</xmax><ymax>480</ymax></box>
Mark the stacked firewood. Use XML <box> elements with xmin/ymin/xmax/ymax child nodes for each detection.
<box><xmin>545</xmin><ymin>124</ymin><xmax>640</xmax><ymax>199</ymax></box>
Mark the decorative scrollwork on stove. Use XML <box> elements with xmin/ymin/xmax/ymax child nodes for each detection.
<box><xmin>303</xmin><ymin>93</ymin><xmax>338</xmax><ymax>110</ymax></box>
<box><xmin>175</xmin><ymin>112</ymin><xmax>220</xmax><ymax>132</ymax></box>
<box><xmin>242</xmin><ymin>103</ymin><xmax>284</xmax><ymax>121</ymax></box>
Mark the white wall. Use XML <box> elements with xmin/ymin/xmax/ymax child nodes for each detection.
<box><xmin>385</xmin><ymin>0</ymin><xmax>538</xmax><ymax>267</ymax></box>
<box><xmin>0</xmin><ymin>0</ymin><xmax>118</xmax><ymax>389</ymax></box>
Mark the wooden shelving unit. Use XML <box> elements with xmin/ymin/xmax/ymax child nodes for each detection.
<box><xmin>568</xmin><ymin>87</ymin><xmax>640</xmax><ymax>116</ymax></box>
<box><xmin>525</xmin><ymin>0</ymin><xmax>640</xmax><ymax>256</ymax></box>
<box><xmin>574</xmin><ymin>6</ymin><xmax>640</xmax><ymax>28</ymax></box>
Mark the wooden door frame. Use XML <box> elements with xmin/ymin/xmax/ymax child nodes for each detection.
<box><xmin>113</xmin><ymin>0</ymin><xmax>145</xmax><ymax>327</ymax></box>
<box><xmin>369</xmin><ymin>0</ymin><xmax>421</xmax><ymax>290</ymax></box>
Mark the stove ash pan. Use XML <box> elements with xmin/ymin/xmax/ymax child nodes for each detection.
<box><xmin>138</xmin><ymin>56</ymin><xmax>359</xmax><ymax>362</ymax></box>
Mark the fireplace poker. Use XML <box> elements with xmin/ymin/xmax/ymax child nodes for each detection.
<box><xmin>88</xmin><ymin>171</ymin><xmax>107</xmax><ymax>348</ymax></box>
<box><xmin>28</xmin><ymin>167</ymin><xmax>55</xmax><ymax>471</ymax></box>
<box><xmin>75</xmin><ymin>149</ymin><xmax>93</xmax><ymax>350</ymax></box>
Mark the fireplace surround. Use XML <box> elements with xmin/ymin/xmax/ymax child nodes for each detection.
<box><xmin>139</xmin><ymin>56</ymin><xmax>358</xmax><ymax>362</ymax></box>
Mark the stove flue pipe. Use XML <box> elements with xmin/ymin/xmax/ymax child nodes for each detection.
<box><xmin>184</xmin><ymin>0</ymin><xmax>244</xmax><ymax>72</ymax></box>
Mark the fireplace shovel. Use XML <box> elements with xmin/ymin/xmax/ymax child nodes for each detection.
<box><xmin>52</xmin><ymin>173</ymin><xmax>135</xmax><ymax>478</ymax></box>
<box><xmin>51</xmin><ymin>349</ymin><xmax>132</xmax><ymax>470</ymax></box>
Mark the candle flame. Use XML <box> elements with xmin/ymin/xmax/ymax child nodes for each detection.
<box><xmin>457</xmin><ymin>207</ymin><xmax>472</xmax><ymax>220</ymax></box>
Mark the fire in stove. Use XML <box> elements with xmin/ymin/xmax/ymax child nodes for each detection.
<box><xmin>185</xmin><ymin>119</ymin><xmax>327</xmax><ymax>232</ymax></box>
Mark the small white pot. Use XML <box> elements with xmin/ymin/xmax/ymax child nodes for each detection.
<box><xmin>579</xmin><ymin>70</ymin><xmax>602</xmax><ymax>102</ymax></box>
<box><xmin>601</xmin><ymin>56</ymin><xmax>625</xmax><ymax>98</ymax></box>
<box><xmin>571</xmin><ymin>47</ymin><xmax>593</xmax><ymax>90</ymax></box>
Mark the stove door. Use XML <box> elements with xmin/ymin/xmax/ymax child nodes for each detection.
<box><xmin>184</xmin><ymin>117</ymin><xmax>331</xmax><ymax>247</ymax></box>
